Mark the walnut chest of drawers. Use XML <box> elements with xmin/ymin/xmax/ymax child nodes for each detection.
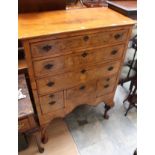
<box><xmin>18</xmin><ymin>7</ymin><xmax>135</xmax><ymax>143</ymax></box>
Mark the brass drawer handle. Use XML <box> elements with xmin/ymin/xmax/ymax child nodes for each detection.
<box><xmin>106</xmin><ymin>78</ymin><xmax>110</xmax><ymax>81</ymax></box>
<box><xmin>83</xmin><ymin>35</ymin><xmax>89</xmax><ymax>41</ymax></box>
<box><xmin>49</xmin><ymin>101</ymin><xmax>56</xmax><ymax>105</ymax></box>
<box><xmin>47</xmin><ymin>81</ymin><xmax>55</xmax><ymax>87</ymax></box>
<box><xmin>81</xmin><ymin>52</ymin><xmax>88</xmax><ymax>57</ymax></box>
<box><xmin>81</xmin><ymin>69</ymin><xmax>86</xmax><ymax>74</ymax></box>
<box><xmin>42</xmin><ymin>45</ymin><xmax>52</xmax><ymax>52</ymax></box>
<box><xmin>104</xmin><ymin>84</ymin><xmax>109</xmax><ymax>88</ymax></box>
<box><xmin>49</xmin><ymin>94</ymin><xmax>54</xmax><ymax>98</ymax></box>
<box><xmin>80</xmin><ymin>85</ymin><xmax>85</xmax><ymax>90</ymax></box>
<box><xmin>111</xmin><ymin>50</ymin><xmax>118</xmax><ymax>55</ymax></box>
<box><xmin>44</xmin><ymin>64</ymin><xmax>54</xmax><ymax>70</ymax></box>
<box><xmin>114</xmin><ymin>33</ymin><xmax>123</xmax><ymax>40</ymax></box>
<box><xmin>108</xmin><ymin>66</ymin><xmax>114</xmax><ymax>71</ymax></box>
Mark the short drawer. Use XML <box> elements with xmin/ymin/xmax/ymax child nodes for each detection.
<box><xmin>110</xmin><ymin>29</ymin><xmax>129</xmax><ymax>43</ymax></box>
<box><xmin>30</xmin><ymin>29</ymin><xmax>128</xmax><ymax>58</ymax></box>
<box><xmin>33</xmin><ymin>44</ymin><xmax>124</xmax><ymax>77</ymax></box>
<box><xmin>96</xmin><ymin>75</ymin><xmax>117</xmax><ymax>97</ymax></box>
<box><xmin>18</xmin><ymin>118</ymin><xmax>31</xmax><ymax>132</ymax></box>
<box><xmin>36</xmin><ymin>61</ymin><xmax>120</xmax><ymax>95</ymax></box>
<box><xmin>39</xmin><ymin>91</ymin><xmax>64</xmax><ymax>114</ymax></box>
<box><xmin>66</xmin><ymin>80</ymin><xmax>96</xmax><ymax>106</ymax></box>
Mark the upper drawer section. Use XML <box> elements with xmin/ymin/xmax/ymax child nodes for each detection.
<box><xmin>33</xmin><ymin>44</ymin><xmax>125</xmax><ymax>78</ymax></box>
<box><xmin>30</xmin><ymin>29</ymin><xmax>129</xmax><ymax>58</ymax></box>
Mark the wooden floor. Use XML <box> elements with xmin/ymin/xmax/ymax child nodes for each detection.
<box><xmin>19</xmin><ymin>83</ymin><xmax>137</xmax><ymax>155</ymax></box>
<box><xmin>19</xmin><ymin>119</ymin><xmax>79</xmax><ymax>155</ymax></box>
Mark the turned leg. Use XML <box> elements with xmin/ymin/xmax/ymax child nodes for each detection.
<box><xmin>34</xmin><ymin>133</ymin><xmax>44</xmax><ymax>153</ymax></box>
<box><xmin>41</xmin><ymin>126</ymin><xmax>48</xmax><ymax>144</ymax></box>
<box><xmin>103</xmin><ymin>104</ymin><xmax>111</xmax><ymax>119</ymax></box>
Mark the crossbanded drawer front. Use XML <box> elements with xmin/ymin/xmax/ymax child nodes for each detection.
<box><xmin>73</xmin><ymin>44</ymin><xmax>124</xmax><ymax>66</ymax></box>
<box><xmin>33</xmin><ymin>44</ymin><xmax>124</xmax><ymax>77</ymax></box>
<box><xmin>39</xmin><ymin>91</ymin><xmax>64</xmax><ymax>114</ymax></box>
<box><xmin>30</xmin><ymin>29</ymin><xmax>128</xmax><ymax>58</ymax></box>
<box><xmin>96</xmin><ymin>76</ymin><xmax>117</xmax><ymax>97</ymax></box>
<box><xmin>36</xmin><ymin>61</ymin><xmax>120</xmax><ymax>95</ymax></box>
<box><xmin>66</xmin><ymin>80</ymin><xmax>96</xmax><ymax>100</ymax></box>
<box><xmin>66</xmin><ymin>81</ymin><xmax>96</xmax><ymax>106</ymax></box>
<box><xmin>110</xmin><ymin>29</ymin><xmax>129</xmax><ymax>43</ymax></box>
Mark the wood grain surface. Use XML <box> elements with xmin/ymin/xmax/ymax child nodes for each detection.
<box><xmin>18</xmin><ymin>7</ymin><xmax>135</xmax><ymax>39</ymax></box>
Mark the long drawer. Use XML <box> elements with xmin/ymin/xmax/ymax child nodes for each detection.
<box><xmin>36</xmin><ymin>61</ymin><xmax>120</xmax><ymax>95</ymax></box>
<box><xmin>33</xmin><ymin>44</ymin><xmax>125</xmax><ymax>77</ymax></box>
<box><xmin>31</xmin><ymin>29</ymin><xmax>128</xmax><ymax>58</ymax></box>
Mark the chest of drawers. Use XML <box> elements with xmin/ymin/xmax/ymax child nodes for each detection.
<box><xmin>19</xmin><ymin>7</ymin><xmax>135</xmax><ymax>143</ymax></box>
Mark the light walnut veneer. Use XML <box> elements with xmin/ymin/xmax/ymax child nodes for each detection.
<box><xmin>19</xmin><ymin>7</ymin><xmax>135</xmax><ymax>142</ymax></box>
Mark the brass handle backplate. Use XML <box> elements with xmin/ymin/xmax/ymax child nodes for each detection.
<box><xmin>49</xmin><ymin>101</ymin><xmax>56</xmax><ymax>105</ymax></box>
<box><xmin>47</xmin><ymin>81</ymin><xmax>55</xmax><ymax>87</ymax></box>
<box><xmin>104</xmin><ymin>84</ymin><xmax>109</xmax><ymax>88</ymax></box>
<box><xmin>111</xmin><ymin>50</ymin><xmax>118</xmax><ymax>55</ymax></box>
<box><xmin>44</xmin><ymin>64</ymin><xmax>54</xmax><ymax>70</ymax></box>
<box><xmin>83</xmin><ymin>36</ymin><xmax>89</xmax><ymax>41</ymax></box>
<box><xmin>114</xmin><ymin>33</ymin><xmax>123</xmax><ymax>40</ymax></box>
<box><xmin>49</xmin><ymin>94</ymin><xmax>54</xmax><ymax>98</ymax></box>
<box><xmin>42</xmin><ymin>45</ymin><xmax>52</xmax><ymax>52</ymax></box>
<box><xmin>80</xmin><ymin>85</ymin><xmax>85</xmax><ymax>90</ymax></box>
<box><xmin>81</xmin><ymin>52</ymin><xmax>88</xmax><ymax>57</ymax></box>
<box><xmin>81</xmin><ymin>69</ymin><xmax>86</xmax><ymax>74</ymax></box>
<box><xmin>108</xmin><ymin>66</ymin><xmax>114</xmax><ymax>71</ymax></box>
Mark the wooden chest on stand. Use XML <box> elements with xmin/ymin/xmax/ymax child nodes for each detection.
<box><xmin>18</xmin><ymin>7</ymin><xmax>135</xmax><ymax>143</ymax></box>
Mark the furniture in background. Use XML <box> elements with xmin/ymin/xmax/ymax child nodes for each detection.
<box><xmin>18</xmin><ymin>73</ymin><xmax>44</xmax><ymax>153</ymax></box>
<box><xmin>134</xmin><ymin>148</ymin><xmax>137</xmax><ymax>155</ymax></box>
<box><xmin>107</xmin><ymin>0</ymin><xmax>137</xmax><ymax>20</ymax></box>
<box><xmin>81</xmin><ymin>0</ymin><xmax>107</xmax><ymax>7</ymax></box>
<box><xmin>119</xmin><ymin>34</ymin><xmax>137</xmax><ymax>86</ymax></box>
<box><xmin>123</xmin><ymin>61</ymin><xmax>137</xmax><ymax>116</ymax></box>
<box><xmin>19</xmin><ymin>7</ymin><xmax>135</xmax><ymax>143</ymax></box>
<box><xmin>18</xmin><ymin>0</ymin><xmax>66</xmax><ymax>13</ymax></box>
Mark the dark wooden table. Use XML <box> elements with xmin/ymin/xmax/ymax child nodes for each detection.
<box><xmin>107</xmin><ymin>1</ymin><xmax>137</xmax><ymax>19</ymax></box>
<box><xmin>18</xmin><ymin>74</ymin><xmax>44</xmax><ymax>153</ymax></box>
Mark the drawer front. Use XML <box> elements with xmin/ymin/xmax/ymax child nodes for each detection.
<box><xmin>37</xmin><ymin>61</ymin><xmax>120</xmax><ymax>95</ymax></box>
<box><xmin>96</xmin><ymin>75</ymin><xmax>117</xmax><ymax>97</ymax></box>
<box><xmin>110</xmin><ymin>29</ymin><xmax>129</xmax><ymax>43</ymax></box>
<box><xmin>31</xmin><ymin>29</ymin><xmax>128</xmax><ymax>58</ymax></box>
<box><xmin>18</xmin><ymin>118</ymin><xmax>30</xmax><ymax>132</ymax></box>
<box><xmin>33</xmin><ymin>55</ymin><xmax>74</xmax><ymax>77</ymax></box>
<box><xmin>39</xmin><ymin>91</ymin><xmax>64</xmax><ymax>114</ymax></box>
<box><xmin>66</xmin><ymin>81</ymin><xmax>96</xmax><ymax>106</ymax></box>
<box><xmin>33</xmin><ymin>44</ymin><xmax>124</xmax><ymax>77</ymax></box>
<box><xmin>73</xmin><ymin>44</ymin><xmax>124</xmax><ymax>66</ymax></box>
<box><xmin>66</xmin><ymin>80</ymin><xmax>96</xmax><ymax>100</ymax></box>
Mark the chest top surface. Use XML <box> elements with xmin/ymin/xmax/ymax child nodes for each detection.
<box><xmin>18</xmin><ymin>7</ymin><xmax>135</xmax><ymax>40</ymax></box>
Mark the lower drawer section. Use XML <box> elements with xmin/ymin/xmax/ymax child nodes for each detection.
<box><xmin>39</xmin><ymin>91</ymin><xmax>64</xmax><ymax>114</ymax></box>
<box><xmin>38</xmin><ymin>75</ymin><xmax>118</xmax><ymax>123</ymax></box>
